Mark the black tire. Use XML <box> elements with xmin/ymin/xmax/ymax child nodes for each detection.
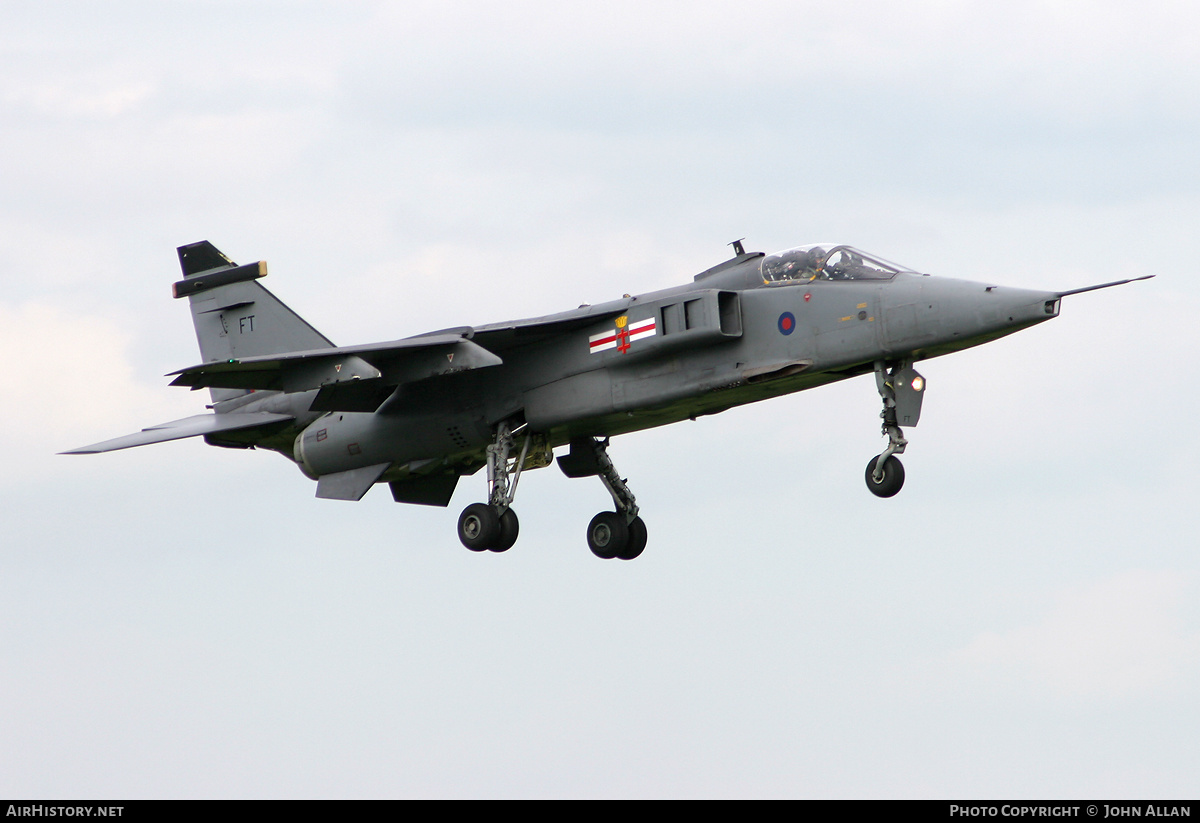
<box><xmin>616</xmin><ymin>516</ymin><xmax>647</xmax><ymax>561</ymax></box>
<box><xmin>865</xmin><ymin>455</ymin><xmax>905</xmax><ymax>498</ymax></box>
<box><xmin>490</xmin><ymin>508</ymin><xmax>519</xmax><ymax>553</ymax></box>
<box><xmin>587</xmin><ymin>511</ymin><xmax>629</xmax><ymax>559</ymax></box>
<box><xmin>458</xmin><ymin>503</ymin><xmax>500</xmax><ymax>551</ymax></box>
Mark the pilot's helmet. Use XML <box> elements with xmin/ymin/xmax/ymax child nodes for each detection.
<box><xmin>807</xmin><ymin>247</ymin><xmax>827</xmax><ymax>269</ymax></box>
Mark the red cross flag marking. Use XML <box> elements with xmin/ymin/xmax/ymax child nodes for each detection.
<box><xmin>589</xmin><ymin>315</ymin><xmax>657</xmax><ymax>354</ymax></box>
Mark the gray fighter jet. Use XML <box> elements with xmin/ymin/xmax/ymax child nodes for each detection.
<box><xmin>66</xmin><ymin>240</ymin><xmax>1150</xmax><ymax>559</ymax></box>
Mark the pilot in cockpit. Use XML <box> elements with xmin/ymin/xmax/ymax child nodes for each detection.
<box><xmin>802</xmin><ymin>247</ymin><xmax>827</xmax><ymax>279</ymax></box>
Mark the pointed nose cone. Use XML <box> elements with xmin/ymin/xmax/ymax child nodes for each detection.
<box><xmin>982</xmin><ymin>284</ymin><xmax>1062</xmax><ymax>329</ymax></box>
<box><xmin>897</xmin><ymin>277</ymin><xmax>1062</xmax><ymax>359</ymax></box>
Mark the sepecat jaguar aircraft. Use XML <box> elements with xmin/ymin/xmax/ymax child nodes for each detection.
<box><xmin>65</xmin><ymin>239</ymin><xmax>1150</xmax><ymax>560</ymax></box>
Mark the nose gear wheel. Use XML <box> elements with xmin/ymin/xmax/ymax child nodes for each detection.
<box><xmin>865</xmin><ymin>455</ymin><xmax>905</xmax><ymax>498</ymax></box>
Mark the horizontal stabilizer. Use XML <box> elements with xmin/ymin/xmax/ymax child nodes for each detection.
<box><xmin>315</xmin><ymin>463</ymin><xmax>391</xmax><ymax>501</ymax></box>
<box><xmin>61</xmin><ymin>412</ymin><xmax>294</xmax><ymax>454</ymax></box>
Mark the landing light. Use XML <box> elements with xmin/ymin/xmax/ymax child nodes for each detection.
<box><xmin>911</xmin><ymin>376</ymin><xmax>925</xmax><ymax>392</ymax></box>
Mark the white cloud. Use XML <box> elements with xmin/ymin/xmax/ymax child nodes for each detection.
<box><xmin>1</xmin><ymin>80</ymin><xmax>155</xmax><ymax>119</ymax></box>
<box><xmin>953</xmin><ymin>570</ymin><xmax>1200</xmax><ymax>700</ymax></box>
<box><xmin>358</xmin><ymin>0</ymin><xmax>1200</xmax><ymax>120</ymax></box>
<box><xmin>0</xmin><ymin>302</ymin><xmax>194</xmax><ymax>466</ymax></box>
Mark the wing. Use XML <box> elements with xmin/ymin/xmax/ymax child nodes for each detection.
<box><xmin>167</xmin><ymin>334</ymin><xmax>504</xmax><ymax>408</ymax></box>
<box><xmin>61</xmin><ymin>412</ymin><xmax>294</xmax><ymax>454</ymax></box>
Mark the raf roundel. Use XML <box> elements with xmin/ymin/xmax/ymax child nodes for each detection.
<box><xmin>778</xmin><ymin>311</ymin><xmax>796</xmax><ymax>336</ymax></box>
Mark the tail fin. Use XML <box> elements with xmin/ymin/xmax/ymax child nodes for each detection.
<box><xmin>174</xmin><ymin>241</ymin><xmax>335</xmax><ymax>402</ymax></box>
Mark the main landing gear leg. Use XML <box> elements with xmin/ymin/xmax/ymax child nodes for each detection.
<box><xmin>558</xmin><ymin>437</ymin><xmax>648</xmax><ymax>560</ymax></box>
<box><xmin>457</xmin><ymin>420</ymin><xmax>530</xmax><ymax>553</ymax></box>
<box><xmin>865</xmin><ymin>360</ymin><xmax>924</xmax><ymax>498</ymax></box>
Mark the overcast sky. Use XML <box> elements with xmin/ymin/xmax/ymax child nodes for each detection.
<box><xmin>2</xmin><ymin>0</ymin><xmax>1197</xmax><ymax>798</ymax></box>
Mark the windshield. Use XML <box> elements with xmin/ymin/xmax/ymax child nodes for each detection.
<box><xmin>762</xmin><ymin>244</ymin><xmax>913</xmax><ymax>283</ymax></box>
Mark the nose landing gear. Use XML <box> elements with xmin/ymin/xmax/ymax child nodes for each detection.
<box><xmin>866</xmin><ymin>360</ymin><xmax>924</xmax><ymax>498</ymax></box>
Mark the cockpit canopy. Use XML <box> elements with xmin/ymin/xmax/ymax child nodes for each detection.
<box><xmin>762</xmin><ymin>244</ymin><xmax>914</xmax><ymax>283</ymax></box>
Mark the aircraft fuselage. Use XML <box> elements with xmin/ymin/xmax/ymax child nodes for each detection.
<box><xmin>279</xmin><ymin>255</ymin><xmax>1060</xmax><ymax>484</ymax></box>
